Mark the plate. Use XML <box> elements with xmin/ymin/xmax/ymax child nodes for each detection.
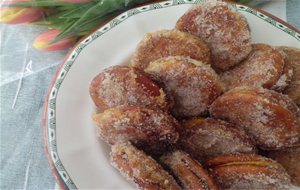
<box><xmin>43</xmin><ymin>0</ymin><xmax>300</xmax><ymax>189</ymax></box>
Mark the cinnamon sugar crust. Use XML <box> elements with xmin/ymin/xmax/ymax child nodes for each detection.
<box><xmin>111</xmin><ymin>143</ymin><xmax>181</xmax><ymax>190</ymax></box>
<box><xmin>145</xmin><ymin>56</ymin><xmax>223</xmax><ymax>118</ymax></box>
<box><xmin>206</xmin><ymin>154</ymin><xmax>292</xmax><ymax>190</ymax></box>
<box><xmin>176</xmin><ymin>1</ymin><xmax>252</xmax><ymax>71</ymax></box>
<box><xmin>179</xmin><ymin>118</ymin><xmax>256</xmax><ymax>161</ymax></box>
<box><xmin>131</xmin><ymin>29</ymin><xmax>211</xmax><ymax>70</ymax></box>
<box><xmin>89</xmin><ymin>65</ymin><xmax>172</xmax><ymax>111</ymax></box>
<box><xmin>221</xmin><ymin>44</ymin><xmax>286</xmax><ymax>91</ymax></box>
<box><xmin>210</xmin><ymin>87</ymin><xmax>300</xmax><ymax>150</ymax></box>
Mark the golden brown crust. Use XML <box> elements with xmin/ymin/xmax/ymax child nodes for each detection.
<box><xmin>145</xmin><ymin>56</ymin><xmax>223</xmax><ymax>118</ymax></box>
<box><xmin>89</xmin><ymin>65</ymin><xmax>172</xmax><ymax>111</ymax></box>
<box><xmin>179</xmin><ymin>118</ymin><xmax>256</xmax><ymax>161</ymax></box>
<box><xmin>131</xmin><ymin>29</ymin><xmax>211</xmax><ymax>70</ymax></box>
<box><xmin>279</xmin><ymin>46</ymin><xmax>300</xmax><ymax>106</ymax></box>
<box><xmin>209</xmin><ymin>87</ymin><xmax>300</xmax><ymax>150</ymax></box>
<box><xmin>221</xmin><ymin>44</ymin><xmax>285</xmax><ymax>90</ymax></box>
<box><xmin>93</xmin><ymin>105</ymin><xmax>180</xmax><ymax>153</ymax></box>
<box><xmin>160</xmin><ymin>150</ymin><xmax>219</xmax><ymax>190</ymax></box>
<box><xmin>110</xmin><ymin>143</ymin><xmax>181</xmax><ymax>190</ymax></box>
<box><xmin>206</xmin><ymin>154</ymin><xmax>292</xmax><ymax>190</ymax></box>
<box><xmin>176</xmin><ymin>1</ymin><xmax>252</xmax><ymax>71</ymax></box>
<box><xmin>265</xmin><ymin>146</ymin><xmax>300</xmax><ymax>186</ymax></box>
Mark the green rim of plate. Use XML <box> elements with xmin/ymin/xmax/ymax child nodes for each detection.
<box><xmin>45</xmin><ymin>0</ymin><xmax>300</xmax><ymax>189</ymax></box>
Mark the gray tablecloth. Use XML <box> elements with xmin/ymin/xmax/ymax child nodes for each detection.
<box><xmin>1</xmin><ymin>1</ymin><xmax>299</xmax><ymax>189</ymax></box>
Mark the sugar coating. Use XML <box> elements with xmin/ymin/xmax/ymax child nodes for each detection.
<box><xmin>110</xmin><ymin>143</ymin><xmax>181</xmax><ymax>190</ymax></box>
<box><xmin>266</xmin><ymin>147</ymin><xmax>300</xmax><ymax>186</ymax></box>
<box><xmin>221</xmin><ymin>44</ymin><xmax>285</xmax><ymax>91</ymax></box>
<box><xmin>207</xmin><ymin>154</ymin><xmax>292</xmax><ymax>190</ymax></box>
<box><xmin>131</xmin><ymin>29</ymin><xmax>211</xmax><ymax>70</ymax></box>
<box><xmin>89</xmin><ymin>66</ymin><xmax>170</xmax><ymax>111</ymax></box>
<box><xmin>93</xmin><ymin>105</ymin><xmax>180</xmax><ymax>152</ymax></box>
<box><xmin>160</xmin><ymin>150</ymin><xmax>219</xmax><ymax>190</ymax></box>
<box><xmin>210</xmin><ymin>87</ymin><xmax>300</xmax><ymax>150</ymax></box>
<box><xmin>279</xmin><ymin>46</ymin><xmax>300</xmax><ymax>106</ymax></box>
<box><xmin>271</xmin><ymin>49</ymin><xmax>294</xmax><ymax>91</ymax></box>
<box><xmin>145</xmin><ymin>56</ymin><xmax>223</xmax><ymax>118</ymax></box>
<box><xmin>176</xmin><ymin>1</ymin><xmax>252</xmax><ymax>71</ymax></box>
<box><xmin>180</xmin><ymin>118</ymin><xmax>256</xmax><ymax>161</ymax></box>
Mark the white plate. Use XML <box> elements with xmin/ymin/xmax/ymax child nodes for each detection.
<box><xmin>43</xmin><ymin>0</ymin><xmax>300</xmax><ymax>189</ymax></box>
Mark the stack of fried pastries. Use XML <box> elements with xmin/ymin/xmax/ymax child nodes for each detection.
<box><xmin>90</xmin><ymin>1</ymin><xmax>300</xmax><ymax>189</ymax></box>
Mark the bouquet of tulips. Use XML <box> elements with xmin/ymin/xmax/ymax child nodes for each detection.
<box><xmin>0</xmin><ymin>0</ymin><xmax>152</xmax><ymax>51</ymax></box>
<box><xmin>1</xmin><ymin>0</ymin><xmax>254</xmax><ymax>51</ymax></box>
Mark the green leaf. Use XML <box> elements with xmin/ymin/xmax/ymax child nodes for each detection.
<box><xmin>3</xmin><ymin>1</ymin><xmax>73</xmax><ymax>7</ymax></box>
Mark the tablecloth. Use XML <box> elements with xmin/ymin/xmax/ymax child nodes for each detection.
<box><xmin>1</xmin><ymin>1</ymin><xmax>299</xmax><ymax>189</ymax></box>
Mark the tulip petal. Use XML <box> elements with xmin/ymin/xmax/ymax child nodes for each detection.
<box><xmin>0</xmin><ymin>7</ymin><xmax>44</xmax><ymax>24</ymax></box>
<box><xmin>33</xmin><ymin>29</ymin><xmax>76</xmax><ymax>51</ymax></box>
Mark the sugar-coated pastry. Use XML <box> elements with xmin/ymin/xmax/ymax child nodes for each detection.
<box><xmin>160</xmin><ymin>150</ymin><xmax>219</xmax><ymax>190</ymax></box>
<box><xmin>92</xmin><ymin>105</ymin><xmax>180</xmax><ymax>153</ymax></box>
<box><xmin>221</xmin><ymin>44</ymin><xmax>286</xmax><ymax>90</ymax></box>
<box><xmin>279</xmin><ymin>46</ymin><xmax>300</xmax><ymax>106</ymax></box>
<box><xmin>110</xmin><ymin>142</ymin><xmax>181</xmax><ymax>190</ymax></box>
<box><xmin>176</xmin><ymin>1</ymin><xmax>252</xmax><ymax>71</ymax></box>
<box><xmin>130</xmin><ymin>29</ymin><xmax>211</xmax><ymax>70</ymax></box>
<box><xmin>210</xmin><ymin>87</ymin><xmax>300</xmax><ymax>150</ymax></box>
<box><xmin>265</xmin><ymin>146</ymin><xmax>300</xmax><ymax>186</ymax></box>
<box><xmin>89</xmin><ymin>65</ymin><xmax>172</xmax><ymax>111</ymax></box>
<box><xmin>179</xmin><ymin>118</ymin><xmax>256</xmax><ymax>161</ymax></box>
<box><xmin>271</xmin><ymin>48</ymin><xmax>293</xmax><ymax>91</ymax></box>
<box><xmin>206</xmin><ymin>154</ymin><xmax>292</xmax><ymax>190</ymax></box>
<box><xmin>145</xmin><ymin>56</ymin><xmax>223</xmax><ymax>118</ymax></box>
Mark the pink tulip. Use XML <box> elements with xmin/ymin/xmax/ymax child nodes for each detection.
<box><xmin>0</xmin><ymin>0</ymin><xmax>44</xmax><ymax>24</ymax></box>
<box><xmin>0</xmin><ymin>7</ymin><xmax>44</xmax><ymax>24</ymax></box>
<box><xmin>33</xmin><ymin>29</ymin><xmax>77</xmax><ymax>51</ymax></box>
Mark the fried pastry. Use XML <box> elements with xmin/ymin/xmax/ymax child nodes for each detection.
<box><xmin>111</xmin><ymin>142</ymin><xmax>181</xmax><ymax>190</ymax></box>
<box><xmin>221</xmin><ymin>44</ymin><xmax>286</xmax><ymax>90</ymax></box>
<box><xmin>130</xmin><ymin>29</ymin><xmax>211</xmax><ymax>70</ymax></box>
<box><xmin>89</xmin><ymin>65</ymin><xmax>172</xmax><ymax>111</ymax></box>
<box><xmin>265</xmin><ymin>146</ymin><xmax>300</xmax><ymax>186</ymax></box>
<box><xmin>176</xmin><ymin>1</ymin><xmax>252</xmax><ymax>71</ymax></box>
<box><xmin>279</xmin><ymin>46</ymin><xmax>300</xmax><ymax>106</ymax></box>
<box><xmin>160</xmin><ymin>150</ymin><xmax>219</xmax><ymax>190</ymax></box>
<box><xmin>145</xmin><ymin>56</ymin><xmax>223</xmax><ymax>118</ymax></box>
<box><xmin>271</xmin><ymin>48</ymin><xmax>293</xmax><ymax>91</ymax></box>
<box><xmin>92</xmin><ymin>105</ymin><xmax>180</xmax><ymax>152</ymax></box>
<box><xmin>179</xmin><ymin>118</ymin><xmax>256</xmax><ymax>161</ymax></box>
<box><xmin>210</xmin><ymin>87</ymin><xmax>300</xmax><ymax>150</ymax></box>
<box><xmin>206</xmin><ymin>154</ymin><xmax>292</xmax><ymax>190</ymax></box>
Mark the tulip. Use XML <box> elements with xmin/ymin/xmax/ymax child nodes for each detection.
<box><xmin>33</xmin><ymin>29</ymin><xmax>77</xmax><ymax>51</ymax></box>
<box><xmin>0</xmin><ymin>7</ymin><xmax>44</xmax><ymax>24</ymax></box>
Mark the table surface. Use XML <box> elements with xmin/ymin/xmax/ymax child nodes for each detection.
<box><xmin>1</xmin><ymin>1</ymin><xmax>300</xmax><ymax>189</ymax></box>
